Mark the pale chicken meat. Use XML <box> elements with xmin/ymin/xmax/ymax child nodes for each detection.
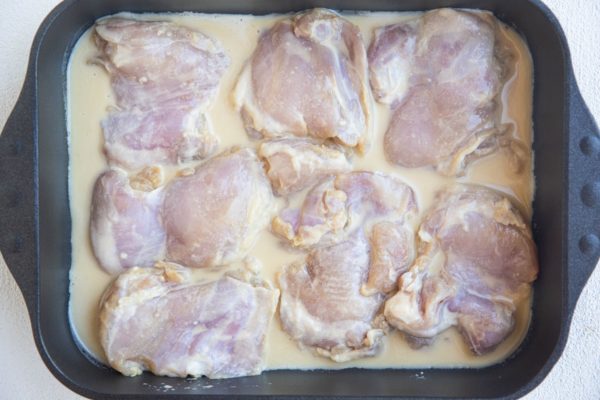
<box><xmin>101</xmin><ymin>103</ymin><xmax>217</xmax><ymax>171</ymax></box>
<box><xmin>100</xmin><ymin>264</ymin><xmax>279</xmax><ymax>378</ymax></box>
<box><xmin>163</xmin><ymin>148</ymin><xmax>275</xmax><ymax>268</ymax></box>
<box><xmin>258</xmin><ymin>138</ymin><xmax>351</xmax><ymax>196</ymax></box>
<box><xmin>90</xmin><ymin>168</ymin><xmax>166</xmax><ymax>274</ymax></box>
<box><xmin>384</xmin><ymin>185</ymin><xmax>538</xmax><ymax>354</ymax></box>
<box><xmin>363</xmin><ymin>221</ymin><xmax>415</xmax><ymax>296</ymax></box>
<box><xmin>94</xmin><ymin>18</ymin><xmax>230</xmax><ymax>169</ymax></box>
<box><xmin>277</xmin><ymin>173</ymin><xmax>418</xmax><ymax>361</ymax></box>
<box><xmin>368</xmin><ymin>9</ymin><xmax>511</xmax><ymax>175</ymax></box>
<box><xmin>234</xmin><ymin>9</ymin><xmax>372</xmax><ymax>152</ymax></box>
<box><xmin>367</xmin><ymin>21</ymin><xmax>417</xmax><ymax>105</ymax></box>
<box><xmin>279</xmin><ymin>233</ymin><xmax>386</xmax><ymax>362</ymax></box>
<box><xmin>272</xmin><ymin>171</ymin><xmax>417</xmax><ymax>248</ymax></box>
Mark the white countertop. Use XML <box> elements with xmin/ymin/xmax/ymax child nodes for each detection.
<box><xmin>1</xmin><ymin>1</ymin><xmax>598</xmax><ymax>398</ymax></box>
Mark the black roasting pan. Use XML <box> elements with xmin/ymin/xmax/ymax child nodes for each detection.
<box><xmin>1</xmin><ymin>0</ymin><xmax>599</xmax><ymax>398</ymax></box>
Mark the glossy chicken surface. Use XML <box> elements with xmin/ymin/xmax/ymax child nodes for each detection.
<box><xmin>90</xmin><ymin>168</ymin><xmax>166</xmax><ymax>274</ymax></box>
<box><xmin>234</xmin><ymin>9</ymin><xmax>372</xmax><ymax>152</ymax></box>
<box><xmin>94</xmin><ymin>18</ymin><xmax>229</xmax><ymax>169</ymax></box>
<box><xmin>277</xmin><ymin>172</ymin><xmax>418</xmax><ymax>360</ymax></box>
<box><xmin>385</xmin><ymin>186</ymin><xmax>538</xmax><ymax>354</ymax></box>
<box><xmin>368</xmin><ymin>9</ymin><xmax>511</xmax><ymax>175</ymax></box>
<box><xmin>258</xmin><ymin>138</ymin><xmax>351</xmax><ymax>196</ymax></box>
<box><xmin>272</xmin><ymin>171</ymin><xmax>417</xmax><ymax>248</ymax></box>
<box><xmin>279</xmin><ymin>233</ymin><xmax>386</xmax><ymax>362</ymax></box>
<box><xmin>100</xmin><ymin>263</ymin><xmax>279</xmax><ymax>378</ymax></box>
<box><xmin>163</xmin><ymin>148</ymin><xmax>275</xmax><ymax>268</ymax></box>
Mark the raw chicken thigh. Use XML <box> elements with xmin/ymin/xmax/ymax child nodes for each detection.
<box><xmin>368</xmin><ymin>9</ymin><xmax>511</xmax><ymax>175</ymax></box>
<box><xmin>234</xmin><ymin>9</ymin><xmax>372</xmax><ymax>152</ymax></box>
<box><xmin>272</xmin><ymin>171</ymin><xmax>416</xmax><ymax>248</ymax></box>
<box><xmin>163</xmin><ymin>148</ymin><xmax>275</xmax><ymax>268</ymax></box>
<box><xmin>384</xmin><ymin>185</ymin><xmax>538</xmax><ymax>354</ymax></box>
<box><xmin>90</xmin><ymin>168</ymin><xmax>166</xmax><ymax>274</ymax></box>
<box><xmin>100</xmin><ymin>263</ymin><xmax>279</xmax><ymax>378</ymax></box>
<box><xmin>277</xmin><ymin>173</ymin><xmax>417</xmax><ymax>361</ymax></box>
<box><xmin>279</xmin><ymin>233</ymin><xmax>386</xmax><ymax>362</ymax></box>
<box><xmin>258</xmin><ymin>138</ymin><xmax>351</xmax><ymax>196</ymax></box>
<box><xmin>94</xmin><ymin>18</ymin><xmax>230</xmax><ymax>169</ymax></box>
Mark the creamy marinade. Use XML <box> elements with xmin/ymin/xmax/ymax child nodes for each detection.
<box><xmin>67</xmin><ymin>11</ymin><xmax>534</xmax><ymax>370</ymax></box>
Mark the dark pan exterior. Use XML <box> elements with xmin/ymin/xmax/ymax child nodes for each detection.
<box><xmin>1</xmin><ymin>0</ymin><xmax>599</xmax><ymax>398</ymax></box>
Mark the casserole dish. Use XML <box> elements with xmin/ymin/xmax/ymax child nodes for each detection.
<box><xmin>0</xmin><ymin>0</ymin><xmax>598</xmax><ymax>398</ymax></box>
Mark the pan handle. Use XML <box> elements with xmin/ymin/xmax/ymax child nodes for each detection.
<box><xmin>567</xmin><ymin>72</ymin><xmax>600</xmax><ymax>314</ymax></box>
<box><xmin>0</xmin><ymin>71</ymin><xmax>37</xmax><ymax>316</ymax></box>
